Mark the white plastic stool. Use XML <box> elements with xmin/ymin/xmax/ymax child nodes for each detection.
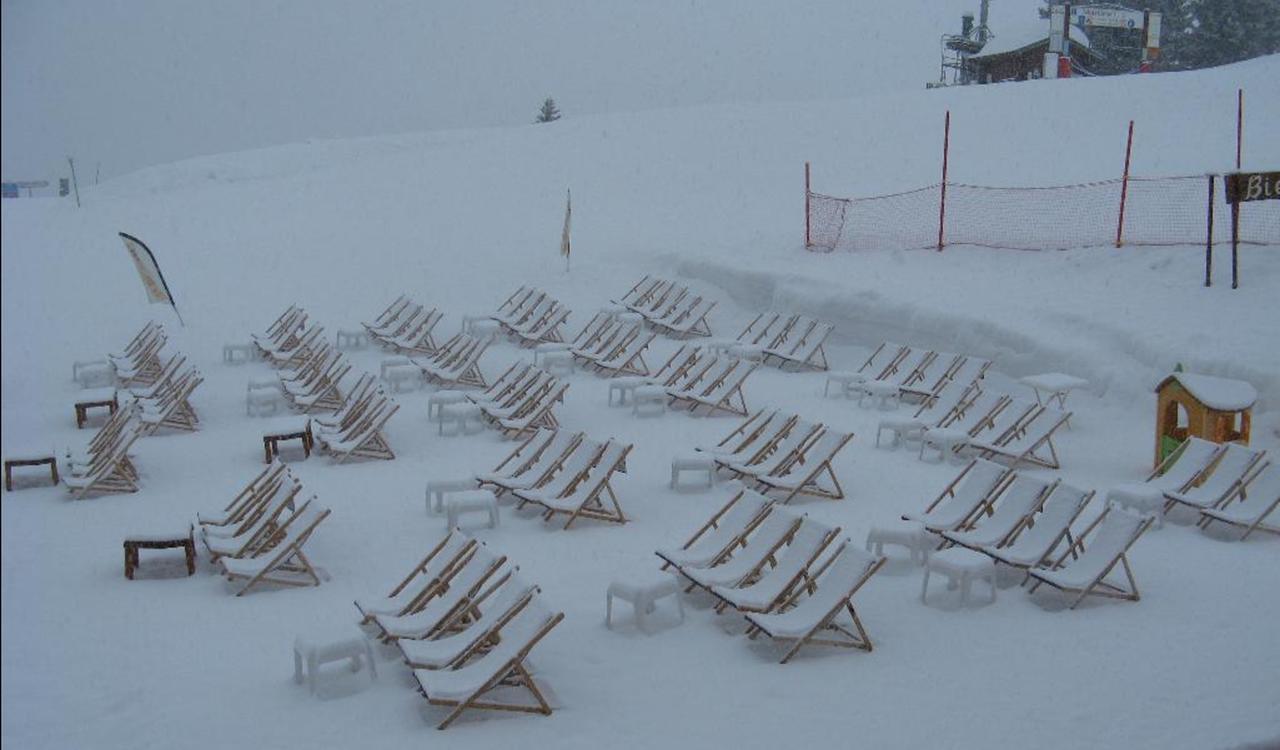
<box><xmin>670</xmin><ymin>454</ymin><xmax>715</xmax><ymax>490</ymax></box>
<box><xmin>444</xmin><ymin>490</ymin><xmax>499</xmax><ymax>530</ymax></box>
<box><xmin>921</xmin><ymin>548</ymin><xmax>997</xmax><ymax>607</ymax></box>
<box><xmin>632</xmin><ymin>385</ymin><xmax>668</xmax><ymax>417</ymax></box>
<box><xmin>608</xmin><ymin>377</ymin><xmax>647</xmax><ymax>407</ymax></box>
<box><xmin>920</xmin><ymin>427</ymin><xmax>968</xmax><ymax>464</ymax></box>
<box><xmin>427</xmin><ymin>390</ymin><xmax>469</xmax><ymax>422</ymax></box>
<box><xmin>824</xmin><ymin>371</ymin><xmax>861</xmax><ymax>398</ymax></box>
<box><xmin>614</xmin><ymin>312</ymin><xmax>644</xmax><ymax>326</ymax></box>
<box><xmin>728</xmin><ymin>344</ymin><xmax>764</xmax><ymax>361</ymax></box>
<box><xmin>73</xmin><ymin>359</ymin><xmax>115</xmax><ymax>389</ymax></box>
<box><xmin>876</xmin><ymin>416</ymin><xmax>927</xmax><ymax>449</ymax></box>
<box><xmin>1106</xmin><ymin>483</ymin><xmax>1166</xmax><ymax>528</ymax></box>
<box><xmin>534</xmin><ymin>342</ymin><xmax>572</xmax><ymax>366</ymax></box>
<box><xmin>860</xmin><ymin>381</ymin><xmax>901</xmax><ymax>410</ymax></box>
<box><xmin>223</xmin><ymin>342</ymin><xmax>257</xmax><ymax>365</ymax></box>
<box><xmin>541</xmin><ymin>350</ymin><xmax>574</xmax><ymax>376</ymax></box>
<box><xmin>699</xmin><ymin>338</ymin><xmax>737</xmax><ymax>355</ymax></box>
<box><xmin>380</xmin><ymin>355</ymin><xmax>412</xmax><ymax>380</ymax></box>
<box><xmin>246</xmin><ymin>383</ymin><xmax>284</xmax><ymax>417</ymax></box>
<box><xmin>866</xmin><ymin>522</ymin><xmax>932</xmax><ymax>565</ymax></box>
<box><xmin>460</xmin><ymin>313</ymin><xmax>492</xmax><ymax>335</ymax></box>
<box><xmin>383</xmin><ymin>364</ymin><xmax>421</xmax><ymax>393</ymax></box>
<box><xmin>468</xmin><ymin>319</ymin><xmax>502</xmax><ymax>343</ymax></box>
<box><xmin>292</xmin><ymin>630</ymin><xmax>377</xmax><ymax>696</ymax></box>
<box><xmin>425</xmin><ymin>477</ymin><xmax>477</xmax><ymax>514</ymax></box>
<box><xmin>606</xmin><ymin>573</ymin><xmax>685</xmax><ymax>634</ymax></box>
<box><xmin>439</xmin><ymin>403</ymin><xmax>484</xmax><ymax>436</ymax></box>
<box><xmin>335</xmin><ymin>329</ymin><xmax>370</xmax><ymax>350</ymax></box>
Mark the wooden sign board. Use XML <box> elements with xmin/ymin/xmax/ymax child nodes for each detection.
<box><xmin>1224</xmin><ymin>171</ymin><xmax>1280</xmax><ymax>204</ymax></box>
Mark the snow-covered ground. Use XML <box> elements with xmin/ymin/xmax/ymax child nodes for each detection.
<box><xmin>2</xmin><ymin>57</ymin><xmax>1278</xmax><ymax>749</ymax></box>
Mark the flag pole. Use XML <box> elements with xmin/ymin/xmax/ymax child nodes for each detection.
<box><xmin>560</xmin><ymin>188</ymin><xmax>572</xmax><ymax>273</ymax></box>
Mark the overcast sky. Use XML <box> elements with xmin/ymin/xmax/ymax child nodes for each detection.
<box><xmin>2</xmin><ymin>0</ymin><xmax>974</xmax><ymax>183</ymax></box>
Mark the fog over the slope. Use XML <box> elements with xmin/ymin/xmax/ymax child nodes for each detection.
<box><xmin>1</xmin><ymin>0</ymin><xmax>978</xmax><ymax>183</ymax></box>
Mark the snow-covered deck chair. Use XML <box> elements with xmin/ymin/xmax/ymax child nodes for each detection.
<box><xmin>904</xmin><ymin>355</ymin><xmax>990</xmax><ymax>401</ymax></box>
<box><xmin>477</xmin><ymin>370</ymin><xmax>556</xmax><ymax>422</ymax></box>
<box><xmin>355</xmin><ymin>530</ymin><xmax>478</xmax><ymax>623</ymax></box>
<box><xmin>902</xmin><ymin>458</ymin><xmax>1010</xmax><ymax>534</ymax></box>
<box><xmin>941</xmin><ymin>474</ymin><xmax>1056</xmax><ymax>552</ymax></box>
<box><xmin>423</xmin><ymin>336</ymin><xmax>490</xmax><ymax>389</ymax></box>
<box><xmin>652</xmin><ymin>296</ymin><xmax>716</xmax><ymax>338</ymax></box>
<box><xmin>1026</xmin><ymin>504</ymin><xmax>1155</xmax><ymax>608</ymax></box>
<box><xmin>623</xmin><ymin>279</ymin><xmax>677</xmax><ymax>315</ymax></box>
<box><xmin>852</xmin><ymin>347</ymin><xmax>937</xmax><ymax>398</ymax></box>
<box><xmin>464</xmin><ymin>362</ymin><xmax>533</xmax><ymax>406</ymax></box>
<box><xmin>743</xmin><ymin>543</ymin><xmax>886</xmax><ymax>664</ymax></box>
<box><xmin>203</xmin><ymin>482</ymin><xmax>304</xmax><ymax>562</ymax></box>
<box><xmin>497</xmin><ymin>292</ymin><xmax>552</xmax><ymax>332</ymax></box>
<box><xmin>755</xmin><ymin>429</ymin><xmax>853</xmax><ymax>504</ymax></box>
<box><xmin>362</xmin><ymin>295</ymin><xmax>410</xmax><ymax>334</ymax></box>
<box><xmin>695</xmin><ymin>409</ymin><xmax>795</xmax><ymax>467</ymax></box>
<box><xmin>64</xmin><ymin>425</ymin><xmax>145</xmax><ymax>499</ymax></box>
<box><xmin>513</xmin><ymin>304</ymin><xmax>571</xmax><ymax>347</ymax></box>
<box><xmin>197</xmin><ymin>461</ymin><xmax>290</xmax><ymax>527</ymax></box>
<box><xmin>978</xmin><ymin>482</ymin><xmax>1095</xmax><ymax>570</ymax></box>
<box><xmin>316</xmin><ymin>398</ymin><xmax>399</xmax><ymax>463</ymax></box>
<box><xmin>253</xmin><ymin>308</ymin><xmax>306</xmax><ymax>355</ymax></box>
<box><xmin>719</xmin><ymin>419</ymin><xmax>823</xmax><ymax>481</ymax></box>
<box><xmin>523</xmin><ymin>441</ymin><xmax>633</xmax><ymax>529</ymax></box>
<box><xmin>1163</xmin><ymin>442</ymin><xmax>1266</xmax><ymax>514</ymax></box>
<box><xmin>411</xmin><ymin>600</ymin><xmax>564</xmax><ymax>730</ymax></box>
<box><xmin>876</xmin><ymin>380</ymin><xmax>978</xmax><ymax>448</ymax></box>
<box><xmin>1198</xmin><ymin>463</ymin><xmax>1279</xmax><ymax>540</ymax></box>
<box><xmin>852</xmin><ymin>341</ymin><xmax>909</xmax><ymax>384</ymax></box>
<box><xmin>136</xmin><ymin>369</ymin><xmax>204</xmax><ymax>434</ymax></box>
<box><xmin>656</xmin><ymin>487</ymin><xmax>775</xmax><ymax>570</ymax></box>
<box><xmin>283</xmin><ymin>353</ymin><xmax>351</xmax><ymax>413</ymax></box>
<box><xmin>709</xmin><ymin>518</ymin><xmax>841</xmax><ymax>614</ymax></box>
<box><xmin>370</xmin><ymin>303</ymin><xmax>426</xmax><ymax>346</ymax></box>
<box><xmin>219</xmin><ymin>502</ymin><xmax>331</xmax><ymax>596</ymax></box>
<box><xmin>735</xmin><ymin>312</ymin><xmax>786</xmax><ymax>346</ymax></box>
<box><xmin>311</xmin><ymin>375</ymin><xmax>379</xmax><ymax>435</ymax></box>
<box><xmin>478</xmin><ymin>430</ymin><xmax>583</xmax><ymax>496</ymax></box>
<box><xmin>374</xmin><ymin>547</ymin><xmax>509</xmax><ymax>642</ymax></box>
<box><xmin>674</xmin><ymin>359</ymin><xmax>758</xmax><ymax>417</ymax></box>
<box><xmin>109</xmin><ymin>326</ymin><xmax>168</xmax><ymax>386</ymax></box>
<box><xmin>919</xmin><ymin>391</ymin><xmax>1012</xmax><ymax>462</ymax></box>
<box><xmin>511</xmin><ymin>438</ymin><xmax>606</xmax><ymax>511</ymax></box>
<box><xmin>665</xmin><ymin>355</ymin><xmax>735</xmax><ymax>401</ymax></box>
<box><xmin>592</xmin><ymin>330</ymin><xmax>656</xmax><ymax>378</ymax></box>
<box><xmin>399</xmin><ymin>574</ymin><xmax>540</xmax><ymax>670</ymax></box>
<box><xmin>494</xmin><ymin>286</ymin><xmax>536</xmax><ymax>319</ymax></box>
<box><xmin>613</xmin><ymin>275</ymin><xmax>661</xmax><ymax>307</ymax></box>
<box><xmin>389</xmin><ymin>308</ymin><xmax>446</xmax><ymax>355</ymax></box>
<box><xmin>897</xmin><ymin>352</ymin><xmax>962</xmax><ymax>399</ymax></box>
<box><xmin>496</xmin><ymin>381</ymin><xmax>568</xmax><ymax>439</ymax></box>
<box><xmin>63</xmin><ymin>401</ymin><xmax>141</xmax><ymax>476</ymax></box>
<box><xmin>970</xmin><ymin>405</ymin><xmax>1073</xmax><ymax>470</ymax></box>
<box><xmin>763</xmin><ymin>318</ymin><xmax>833</xmax><ymax>372</ymax></box>
<box><xmin>674</xmin><ymin>507</ymin><xmax>803</xmax><ymax>590</ymax></box>
<box><xmin>636</xmin><ymin>284</ymin><xmax>690</xmax><ymax>322</ymax></box>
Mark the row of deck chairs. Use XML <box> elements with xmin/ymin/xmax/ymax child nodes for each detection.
<box><xmin>725</xmin><ymin>312</ymin><xmax>835</xmax><ymax>372</ymax></box>
<box><xmin>364</xmin><ymin>295</ymin><xmax>445</xmax><ymax>355</ymax></box>
<box><xmin>311</xmin><ymin>374</ymin><xmax>399</xmax><ymax>463</ymax></box>
<box><xmin>122</xmin><ymin>350</ymin><xmax>204</xmax><ymax>434</ymax></box>
<box><xmin>1129</xmin><ymin>437</ymin><xmax>1278</xmax><ymax>540</ymax></box>
<box><xmin>656</xmin><ymin>487</ymin><xmax>886</xmax><ymax>663</ymax></box>
<box><xmin>854</xmin><ymin>342</ymin><xmax>992</xmax><ymax>404</ymax></box>
<box><xmin>58</xmin><ymin>400</ymin><xmax>145</xmax><ymax>499</ymax></box>
<box><xmin>106</xmin><ymin>321</ymin><xmax>169</xmax><ymax>386</ymax></box>
<box><xmin>566</xmin><ymin>312</ymin><xmax>657</xmax><ymax>377</ymax></box>
<box><xmin>613</xmin><ymin>275</ymin><xmax>715</xmax><ymax>338</ymax></box>
<box><xmin>901</xmin><ymin>457</ymin><xmax>1160</xmax><ymax>608</ymax></box>
<box><xmin>491</xmin><ymin>287</ymin><xmax>572</xmax><ymax>347</ymax></box>
<box><xmin>440</xmin><ymin>428</ymin><xmax>633</xmax><ymax>528</ymax></box>
<box><xmin>266</xmin><ymin>333</ymin><xmax>353</xmax><ymax>413</ymax></box>
<box><xmin>459</xmin><ymin>362</ymin><xmax>568</xmax><ymax>439</ymax></box>
<box><xmin>198</xmin><ymin>461</ymin><xmax>330</xmax><ymax>595</ymax></box>
<box><xmin>355</xmin><ymin>529</ymin><xmax>564</xmax><ymax>729</ymax></box>
<box><xmin>408</xmin><ymin>332</ymin><xmax>491</xmax><ymax>390</ymax></box>
<box><xmin>696</xmin><ymin>409</ymin><xmax>853</xmax><ymax>504</ymax></box>
<box><xmin>614</xmin><ymin>344</ymin><xmax>757</xmax><ymax>417</ymax></box>
<box><xmin>253</xmin><ymin>305</ymin><xmax>327</xmax><ymax>370</ymax></box>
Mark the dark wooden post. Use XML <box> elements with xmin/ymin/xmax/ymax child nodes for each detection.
<box><xmin>1116</xmin><ymin>120</ymin><xmax>1134</xmax><ymax>248</ymax></box>
<box><xmin>937</xmin><ymin>110</ymin><xmax>950</xmax><ymax>252</ymax></box>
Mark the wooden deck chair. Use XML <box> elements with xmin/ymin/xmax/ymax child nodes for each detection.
<box><xmin>970</xmin><ymin>405</ymin><xmax>1073</xmax><ymax>470</ymax></box>
<box><xmin>498</xmin><ymin>293</ymin><xmax>553</xmax><ymax>333</ymax></box>
<box><xmin>919</xmin><ymin>391</ymin><xmax>1012</xmax><ymax>462</ymax></box>
<box><xmin>593</xmin><ymin>330</ymin><xmax>656</xmax><ymax>377</ymax></box>
<box><xmin>374</xmin><ymin>548</ymin><xmax>509</xmax><ymax>642</ymax></box>
<box><xmin>1140</xmin><ymin>436</ymin><xmax>1227</xmax><ymax>494</ymax></box>
<box><xmin>399</xmin><ymin>575</ymin><xmax>540</xmax><ymax>670</ymax></box>
<box><xmin>219</xmin><ymin>502</ymin><xmax>331</xmax><ymax>596</ymax></box>
<box><xmin>743</xmin><ymin>542</ymin><xmax>886</xmax><ymax>664</ymax></box>
<box><xmin>319</xmin><ymin>398</ymin><xmax>399</xmax><ymax>463</ymax></box>
<box><xmin>676</xmin><ymin>507</ymin><xmax>804</xmax><ymax>590</ymax></box>
<box><xmin>124</xmin><ymin>353</ymin><xmax>186</xmax><ymax>399</ymax></box>
<box><xmin>613</xmin><ymin>275</ymin><xmax>659</xmax><ymax>307</ymax></box>
<box><xmin>466</xmin><ymin>362</ymin><xmax>533</xmax><ymax>406</ymax></box>
<box><xmin>980</xmin><ymin>483</ymin><xmax>1095</xmax><ymax>569</ymax></box>
<box><xmin>137</xmin><ymin>370</ymin><xmax>203</xmax><ymax>433</ymax></box>
<box><xmin>64</xmin><ymin>426</ymin><xmax>145</xmax><ymax>499</ymax></box>
<box><xmin>695</xmin><ymin>409</ymin><xmax>792</xmax><ymax>463</ymax></box>
<box><xmin>412</xmin><ymin>601</ymin><xmax>564</xmax><ymax>730</ymax></box>
<box><xmin>736</xmin><ymin>312</ymin><xmax>785</xmax><ymax>346</ymax></box>
<box><xmin>203</xmin><ymin>483</ymin><xmax>305</xmax><ymax>562</ymax></box>
<box><xmin>64</xmin><ymin>402</ymin><xmax>141</xmax><ymax>475</ymax></box>
<box><xmin>656</xmin><ymin>487</ymin><xmax>775</xmax><ymax>570</ymax></box>
<box><xmin>1026</xmin><ymin>503</ymin><xmax>1155</xmax><ymax>608</ymax></box>
<box><xmin>622</xmin><ymin>278</ymin><xmax>675</xmax><ymax>315</ymax></box>
<box><xmin>498</xmin><ymin>381</ymin><xmax>568</xmax><ymax>439</ymax></box>
<box><xmin>371</xmin><ymin>303</ymin><xmax>426</xmax><ymax>346</ymax></box>
<box><xmin>941</xmin><ymin>474</ymin><xmax>1057</xmax><ymax>551</ymax></box>
<box><xmin>902</xmin><ymin>458</ymin><xmax>1010</xmax><ymax>533</ymax></box>
<box><xmin>197</xmin><ymin>461</ymin><xmax>291</xmax><ymax>527</ymax></box>
<box><xmin>903</xmin><ymin>354</ymin><xmax>989</xmax><ymax>401</ymax></box>
<box><xmin>514</xmin><ymin>304</ymin><xmax>571</xmax><ymax>346</ymax></box>
<box><xmin>898</xmin><ymin>352</ymin><xmax>964</xmax><ymax>399</ymax></box>
<box><xmin>852</xmin><ymin>342</ymin><xmax>909</xmax><ymax>384</ymax></box>
<box><xmin>355</xmin><ymin>530</ymin><xmax>477</xmax><ymax>623</ymax></box>
<box><xmin>654</xmin><ymin>297</ymin><xmax>716</xmax><ymax>338</ymax></box>
<box><xmin>755</xmin><ymin>429</ymin><xmax>854</xmax><ymax>504</ymax></box>
<box><xmin>709</xmin><ymin>518</ymin><xmax>841</xmax><ymax>614</ymax></box>
<box><xmin>110</xmin><ymin>321</ymin><xmax>163</xmax><ymax>362</ymax></box>
<box><xmin>393</xmin><ymin>308</ymin><xmax>446</xmax><ymax>355</ymax></box>
<box><xmin>494</xmin><ymin>286</ymin><xmax>535</xmax><ymax>318</ymax></box>
<box><xmin>430</xmin><ymin>337</ymin><xmax>491</xmax><ymax>389</ymax></box>
<box><xmin>1197</xmin><ymin>462</ymin><xmax>1280</xmax><ymax>540</ymax></box>
<box><xmin>285</xmin><ymin>356</ymin><xmax>352</xmax><ymax>414</ymax></box>
<box><xmin>853</xmin><ymin>347</ymin><xmax>938</xmax><ymax>397</ymax></box>
<box><xmin>720</xmin><ymin>420</ymin><xmax>824</xmax><ymax>480</ymax></box>
<box><xmin>526</xmin><ymin>441</ymin><xmax>633</xmax><ymax>529</ymax></box>
<box><xmin>1164</xmin><ymin>442</ymin><xmax>1267</xmax><ymax>514</ymax></box>
<box><xmin>666</xmin><ymin>356</ymin><xmax>736</xmax><ymax>402</ymax></box>
<box><xmin>362</xmin><ymin>294</ymin><xmax>410</xmax><ymax>334</ymax></box>
<box><xmin>260</xmin><ymin>305</ymin><xmax>306</xmax><ymax>343</ymax></box>
<box><xmin>763</xmin><ymin>319</ymin><xmax>833</xmax><ymax>371</ymax></box>
<box><xmin>479</xmin><ymin>430</ymin><xmax>584</xmax><ymax>496</ymax></box>
<box><xmin>678</xmin><ymin>360</ymin><xmax>758</xmax><ymax>417</ymax></box>
<box><xmin>311</xmin><ymin>375</ymin><xmax>378</xmax><ymax>433</ymax></box>
<box><xmin>876</xmin><ymin>380</ymin><xmax>979</xmax><ymax>448</ymax></box>
<box><xmin>265</xmin><ymin>324</ymin><xmax>326</xmax><ymax>369</ymax></box>
<box><xmin>571</xmin><ymin>318</ymin><xmax>631</xmax><ymax>362</ymax></box>
<box><xmin>479</xmin><ymin>371</ymin><xmax>556</xmax><ymax>421</ymax></box>
<box><xmin>511</xmin><ymin>438</ymin><xmax>606</xmax><ymax>510</ymax></box>
<box><xmin>636</xmin><ymin>283</ymin><xmax>689</xmax><ymax>321</ymax></box>
<box><xmin>110</xmin><ymin>328</ymin><xmax>168</xmax><ymax>385</ymax></box>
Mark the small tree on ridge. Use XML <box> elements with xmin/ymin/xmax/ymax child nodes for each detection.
<box><xmin>536</xmin><ymin>98</ymin><xmax>561</xmax><ymax>123</ymax></box>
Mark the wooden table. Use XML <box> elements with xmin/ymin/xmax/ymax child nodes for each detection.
<box><xmin>263</xmin><ymin>421</ymin><xmax>313</xmax><ymax>463</ymax></box>
<box><xmin>124</xmin><ymin>526</ymin><xmax>196</xmax><ymax>579</ymax></box>
<box><xmin>5</xmin><ymin>455</ymin><xmax>59</xmax><ymax>491</ymax></box>
<box><xmin>74</xmin><ymin>391</ymin><xmax>119</xmax><ymax>429</ymax></box>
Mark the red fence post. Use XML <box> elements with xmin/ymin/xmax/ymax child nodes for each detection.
<box><xmin>1116</xmin><ymin>120</ymin><xmax>1134</xmax><ymax>248</ymax></box>
<box><xmin>938</xmin><ymin>110</ymin><xmax>950</xmax><ymax>252</ymax></box>
<box><xmin>804</xmin><ymin>162</ymin><xmax>812</xmax><ymax>249</ymax></box>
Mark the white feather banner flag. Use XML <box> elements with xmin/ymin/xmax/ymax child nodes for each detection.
<box><xmin>119</xmin><ymin>232</ymin><xmax>184</xmax><ymax>325</ymax></box>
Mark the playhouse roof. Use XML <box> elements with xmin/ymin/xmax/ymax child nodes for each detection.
<box><xmin>1157</xmin><ymin>372</ymin><xmax>1258</xmax><ymax>411</ymax></box>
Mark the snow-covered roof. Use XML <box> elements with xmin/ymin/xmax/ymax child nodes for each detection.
<box><xmin>1158</xmin><ymin>372</ymin><xmax>1258</xmax><ymax>411</ymax></box>
<box><xmin>972</xmin><ymin>13</ymin><xmax>1090</xmax><ymax>59</ymax></box>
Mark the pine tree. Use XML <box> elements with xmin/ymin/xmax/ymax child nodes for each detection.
<box><xmin>535</xmin><ymin>98</ymin><xmax>561</xmax><ymax>124</ymax></box>
<box><xmin>1178</xmin><ymin>0</ymin><xmax>1280</xmax><ymax>69</ymax></box>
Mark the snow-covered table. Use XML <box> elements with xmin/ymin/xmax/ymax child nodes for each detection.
<box><xmin>73</xmin><ymin>359</ymin><xmax>115</xmax><ymax>388</ymax></box>
<box><xmin>293</xmin><ymin>629</ymin><xmax>377</xmax><ymax>696</ymax></box>
<box><xmin>1020</xmin><ymin>372</ymin><xmax>1089</xmax><ymax>411</ymax></box>
<box><xmin>824</xmin><ymin>371</ymin><xmax>862</xmax><ymax>398</ymax></box>
<box><xmin>866</xmin><ymin>521</ymin><xmax>932</xmax><ymax>565</ymax></box>
<box><xmin>222</xmin><ymin>342</ymin><xmax>258</xmax><ymax>365</ymax></box>
<box><xmin>426</xmin><ymin>390</ymin><xmax>468</xmax><ymax>422</ymax></box>
<box><xmin>632</xmin><ymin>385</ymin><xmax>668</xmax><ymax>417</ymax></box>
<box><xmin>262</xmin><ymin>417</ymin><xmax>312</xmax><ymax>463</ymax></box>
<box><xmin>1106</xmin><ymin>484</ymin><xmax>1167</xmax><ymax>528</ymax></box>
<box><xmin>123</xmin><ymin>525</ymin><xmax>195</xmax><ymax>579</ymax></box>
<box><xmin>438</xmin><ymin>404</ymin><xmax>484</xmax><ymax>436</ymax></box>
<box><xmin>606</xmin><ymin>572</ymin><xmax>684</xmax><ymax>634</ymax></box>
<box><xmin>921</xmin><ymin>548</ymin><xmax>996</xmax><ymax>607</ymax></box>
<box><xmin>74</xmin><ymin>388</ymin><xmax>118</xmax><ymax>429</ymax></box>
<box><xmin>4</xmin><ymin>455</ymin><xmax>59</xmax><ymax>492</ymax></box>
<box><xmin>670</xmin><ymin>454</ymin><xmax>715</xmax><ymax>490</ymax></box>
<box><xmin>335</xmin><ymin>328</ymin><xmax>370</xmax><ymax>350</ymax></box>
<box><xmin>444</xmin><ymin>490</ymin><xmax>499</xmax><ymax>530</ymax></box>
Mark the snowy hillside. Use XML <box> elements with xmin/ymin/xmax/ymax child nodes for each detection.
<box><xmin>2</xmin><ymin>55</ymin><xmax>1279</xmax><ymax>750</ymax></box>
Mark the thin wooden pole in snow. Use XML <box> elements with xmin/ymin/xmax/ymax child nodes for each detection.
<box><xmin>1204</xmin><ymin>174</ymin><xmax>1214</xmax><ymax>287</ymax></box>
<box><xmin>1236</xmin><ymin>89</ymin><xmax>1243</xmax><ymax>170</ymax></box>
<box><xmin>1116</xmin><ymin>120</ymin><xmax>1134</xmax><ymax>248</ymax></box>
<box><xmin>937</xmin><ymin>111</ymin><xmax>950</xmax><ymax>252</ymax></box>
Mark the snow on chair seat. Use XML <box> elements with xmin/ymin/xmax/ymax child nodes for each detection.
<box><xmin>1163</xmin><ymin>442</ymin><xmax>1266</xmax><ymax>514</ymax></box>
<box><xmin>1026</xmin><ymin>503</ymin><xmax>1155</xmax><ymax>609</ymax></box>
<box><xmin>1197</xmin><ymin>462</ymin><xmax>1279</xmax><ymax>541</ymax></box>
<box><xmin>978</xmin><ymin>482</ymin><xmax>1095</xmax><ymax>570</ymax></box>
<box><xmin>656</xmin><ymin>487</ymin><xmax>774</xmax><ymax>570</ymax></box>
<box><xmin>941</xmin><ymin>473</ymin><xmax>1057</xmax><ymax>552</ymax></box>
<box><xmin>902</xmin><ymin>458</ymin><xmax>1009</xmax><ymax>535</ymax></box>
<box><xmin>709</xmin><ymin>519</ymin><xmax>841</xmax><ymax>614</ymax></box>
<box><xmin>399</xmin><ymin>575</ymin><xmax>539</xmax><ymax>669</ymax></box>
<box><xmin>477</xmin><ymin>430</ymin><xmax>583</xmax><ymax>496</ymax></box>
<box><xmin>411</xmin><ymin>600</ymin><xmax>564</xmax><ymax>730</ymax></box>
<box><xmin>606</xmin><ymin>572</ymin><xmax>685</xmax><ymax>633</ymax></box>
<box><xmin>754</xmin><ymin>429</ymin><xmax>853</xmax><ymax>504</ymax></box>
<box><xmin>373</xmin><ymin>548</ymin><xmax>509</xmax><ymax>642</ymax></box>
<box><xmin>218</xmin><ymin>502</ymin><xmax>331</xmax><ymax>596</ymax></box>
<box><xmin>355</xmin><ymin>530</ymin><xmax>477</xmax><ymax>624</ymax></box>
<box><xmin>444</xmin><ymin>490</ymin><xmax>500</xmax><ymax>530</ymax></box>
<box><xmin>678</xmin><ymin>507</ymin><xmax>803</xmax><ymax>590</ymax></box>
